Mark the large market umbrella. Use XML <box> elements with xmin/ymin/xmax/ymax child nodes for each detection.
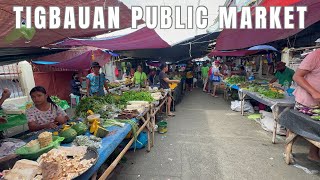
<box><xmin>248</xmin><ymin>45</ymin><xmax>278</xmax><ymax>52</ymax></box>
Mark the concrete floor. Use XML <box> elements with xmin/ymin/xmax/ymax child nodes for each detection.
<box><xmin>110</xmin><ymin>89</ymin><xmax>320</xmax><ymax>180</ymax></box>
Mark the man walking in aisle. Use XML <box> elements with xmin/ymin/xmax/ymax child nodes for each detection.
<box><xmin>201</xmin><ymin>60</ymin><xmax>210</xmax><ymax>92</ymax></box>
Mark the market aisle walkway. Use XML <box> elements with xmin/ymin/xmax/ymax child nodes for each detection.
<box><xmin>111</xmin><ymin>89</ymin><xmax>320</xmax><ymax>180</ymax></box>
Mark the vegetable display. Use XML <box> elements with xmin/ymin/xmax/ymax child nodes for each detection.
<box><xmin>243</xmin><ymin>84</ymin><xmax>285</xmax><ymax>99</ymax></box>
<box><xmin>119</xmin><ymin>91</ymin><xmax>154</xmax><ymax>105</ymax></box>
<box><xmin>225</xmin><ymin>76</ymin><xmax>246</xmax><ymax>85</ymax></box>
<box><xmin>298</xmin><ymin>107</ymin><xmax>320</xmax><ymax>120</ymax></box>
<box><xmin>108</xmin><ymin>82</ymin><xmax>121</xmax><ymax>89</ymax></box>
<box><xmin>75</xmin><ymin>91</ymin><xmax>154</xmax><ymax>118</ymax></box>
<box><xmin>59</xmin><ymin>128</ymin><xmax>77</xmax><ymax>143</ymax></box>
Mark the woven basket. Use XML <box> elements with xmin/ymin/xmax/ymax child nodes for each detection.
<box><xmin>38</xmin><ymin>132</ymin><xmax>53</xmax><ymax>148</ymax></box>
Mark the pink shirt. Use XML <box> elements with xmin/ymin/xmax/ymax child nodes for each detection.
<box><xmin>294</xmin><ymin>49</ymin><xmax>320</xmax><ymax>107</ymax></box>
<box><xmin>26</xmin><ymin>105</ymin><xmax>67</xmax><ymax>125</ymax></box>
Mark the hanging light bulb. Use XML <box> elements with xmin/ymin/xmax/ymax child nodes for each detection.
<box><xmin>91</xmin><ymin>51</ymin><xmax>95</xmax><ymax>61</ymax></box>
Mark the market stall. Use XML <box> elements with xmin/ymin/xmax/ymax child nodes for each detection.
<box><xmin>221</xmin><ymin>75</ymin><xmax>295</xmax><ymax>143</ymax></box>
<box><xmin>280</xmin><ymin>109</ymin><xmax>320</xmax><ymax>165</ymax></box>
<box><xmin>0</xmin><ymin>89</ymin><xmax>161</xmax><ymax>179</ymax></box>
<box><xmin>239</xmin><ymin>88</ymin><xmax>295</xmax><ymax>143</ymax></box>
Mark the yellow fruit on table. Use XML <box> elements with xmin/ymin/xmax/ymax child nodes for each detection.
<box><xmin>61</xmin><ymin>125</ymin><xmax>70</xmax><ymax>131</ymax></box>
<box><xmin>90</xmin><ymin>120</ymin><xmax>99</xmax><ymax>134</ymax></box>
<box><xmin>87</xmin><ymin>110</ymin><xmax>94</xmax><ymax>115</ymax></box>
<box><xmin>169</xmin><ymin>83</ymin><xmax>177</xmax><ymax>90</ymax></box>
<box><xmin>53</xmin><ymin>131</ymin><xmax>59</xmax><ymax>136</ymax></box>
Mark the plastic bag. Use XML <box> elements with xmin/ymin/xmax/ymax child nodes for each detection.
<box><xmin>259</xmin><ymin>110</ymin><xmax>286</xmax><ymax>135</ymax></box>
<box><xmin>230</xmin><ymin>100</ymin><xmax>254</xmax><ymax>113</ymax></box>
<box><xmin>57</xmin><ymin>100</ymin><xmax>70</xmax><ymax>111</ymax></box>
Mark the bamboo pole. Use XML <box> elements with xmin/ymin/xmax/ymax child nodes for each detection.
<box><xmin>98</xmin><ymin>118</ymin><xmax>150</xmax><ymax>180</ymax></box>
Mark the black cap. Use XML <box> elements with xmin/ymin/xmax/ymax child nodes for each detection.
<box><xmin>91</xmin><ymin>62</ymin><xmax>101</xmax><ymax>68</ymax></box>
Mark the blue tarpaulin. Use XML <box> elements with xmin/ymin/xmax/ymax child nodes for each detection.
<box><xmin>32</xmin><ymin>61</ymin><xmax>59</xmax><ymax>65</ymax></box>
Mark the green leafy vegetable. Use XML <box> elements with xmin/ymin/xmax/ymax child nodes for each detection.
<box><xmin>225</xmin><ymin>76</ymin><xmax>246</xmax><ymax>85</ymax></box>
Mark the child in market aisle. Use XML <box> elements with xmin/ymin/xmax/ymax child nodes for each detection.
<box><xmin>293</xmin><ymin>49</ymin><xmax>320</xmax><ymax>162</ymax></box>
<box><xmin>27</xmin><ymin>86</ymin><xmax>69</xmax><ymax>132</ymax></box>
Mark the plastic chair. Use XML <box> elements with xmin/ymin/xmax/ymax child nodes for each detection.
<box><xmin>70</xmin><ymin>93</ymin><xmax>80</xmax><ymax>108</ymax></box>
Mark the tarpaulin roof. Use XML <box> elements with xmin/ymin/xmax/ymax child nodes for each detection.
<box><xmin>54</xmin><ymin>27</ymin><xmax>171</xmax><ymax>50</ymax></box>
<box><xmin>0</xmin><ymin>0</ymin><xmax>138</xmax><ymax>48</ymax></box>
<box><xmin>216</xmin><ymin>0</ymin><xmax>320</xmax><ymax>50</ymax></box>
<box><xmin>0</xmin><ymin>47</ymin><xmax>66</xmax><ymax>63</ymax></box>
<box><xmin>34</xmin><ymin>49</ymin><xmax>110</xmax><ymax>70</ymax></box>
<box><xmin>35</xmin><ymin>48</ymin><xmax>93</xmax><ymax>62</ymax></box>
<box><xmin>208</xmin><ymin>50</ymin><xmax>260</xmax><ymax>57</ymax></box>
<box><xmin>115</xmin><ymin>32</ymin><xmax>220</xmax><ymax>62</ymax></box>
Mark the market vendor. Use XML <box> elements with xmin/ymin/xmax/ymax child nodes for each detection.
<box><xmin>132</xmin><ymin>65</ymin><xmax>147</xmax><ymax>87</ymax></box>
<box><xmin>293</xmin><ymin>49</ymin><xmax>320</xmax><ymax>162</ymax></box>
<box><xmin>234</xmin><ymin>66</ymin><xmax>247</xmax><ymax>77</ymax></box>
<box><xmin>159</xmin><ymin>63</ymin><xmax>180</xmax><ymax>116</ymax></box>
<box><xmin>86</xmin><ymin>62</ymin><xmax>109</xmax><ymax>96</ymax></box>
<box><xmin>70</xmin><ymin>72</ymin><xmax>81</xmax><ymax>96</ymax></box>
<box><xmin>148</xmin><ymin>68</ymin><xmax>157</xmax><ymax>85</ymax></box>
<box><xmin>269</xmin><ymin>62</ymin><xmax>295</xmax><ymax>87</ymax></box>
<box><xmin>27</xmin><ymin>86</ymin><xmax>69</xmax><ymax>132</ymax></box>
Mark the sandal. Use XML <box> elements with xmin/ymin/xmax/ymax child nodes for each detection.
<box><xmin>168</xmin><ymin>113</ymin><xmax>176</xmax><ymax>117</ymax></box>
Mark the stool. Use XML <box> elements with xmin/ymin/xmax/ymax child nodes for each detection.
<box><xmin>70</xmin><ymin>94</ymin><xmax>80</xmax><ymax>108</ymax></box>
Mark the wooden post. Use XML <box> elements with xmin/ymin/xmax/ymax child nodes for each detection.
<box><xmin>272</xmin><ymin>105</ymin><xmax>279</xmax><ymax>144</ymax></box>
<box><xmin>240</xmin><ymin>92</ymin><xmax>245</xmax><ymax>116</ymax></box>
<box><xmin>285</xmin><ymin>130</ymin><xmax>297</xmax><ymax>164</ymax></box>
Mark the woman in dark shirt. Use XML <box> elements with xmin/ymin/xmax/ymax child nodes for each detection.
<box><xmin>70</xmin><ymin>72</ymin><xmax>81</xmax><ymax>96</ymax></box>
<box><xmin>159</xmin><ymin>63</ymin><xmax>180</xmax><ymax>116</ymax></box>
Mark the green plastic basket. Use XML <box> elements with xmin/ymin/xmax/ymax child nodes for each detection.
<box><xmin>15</xmin><ymin>136</ymin><xmax>64</xmax><ymax>160</ymax></box>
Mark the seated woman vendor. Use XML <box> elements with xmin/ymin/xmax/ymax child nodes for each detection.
<box><xmin>26</xmin><ymin>86</ymin><xmax>69</xmax><ymax>132</ymax></box>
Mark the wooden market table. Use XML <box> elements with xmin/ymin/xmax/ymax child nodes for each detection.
<box><xmin>239</xmin><ymin>89</ymin><xmax>295</xmax><ymax>143</ymax></box>
<box><xmin>279</xmin><ymin>109</ymin><xmax>320</xmax><ymax>165</ymax></box>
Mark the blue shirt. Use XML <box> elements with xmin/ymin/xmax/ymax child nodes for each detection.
<box><xmin>86</xmin><ymin>73</ymin><xmax>106</xmax><ymax>96</ymax></box>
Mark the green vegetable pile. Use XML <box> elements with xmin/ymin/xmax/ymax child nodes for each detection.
<box><xmin>75</xmin><ymin>91</ymin><xmax>154</xmax><ymax>118</ymax></box>
<box><xmin>225</xmin><ymin>76</ymin><xmax>246</xmax><ymax>85</ymax></box>
<box><xmin>75</xmin><ymin>94</ymin><xmax>117</xmax><ymax>118</ymax></box>
<box><xmin>119</xmin><ymin>91</ymin><xmax>154</xmax><ymax>105</ymax></box>
<box><xmin>258</xmin><ymin>88</ymin><xmax>285</xmax><ymax>99</ymax></box>
<box><xmin>243</xmin><ymin>84</ymin><xmax>285</xmax><ymax>99</ymax></box>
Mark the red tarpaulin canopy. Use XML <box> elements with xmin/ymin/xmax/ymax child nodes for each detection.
<box><xmin>0</xmin><ymin>0</ymin><xmax>140</xmax><ymax>48</ymax></box>
<box><xmin>216</xmin><ymin>0</ymin><xmax>320</xmax><ymax>50</ymax></box>
<box><xmin>208</xmin><ymin>50</ymin><xmax>260</xmax><ymax>57</ymax></box>
<box><xmin>55</xmin><ymin>27</ymin><xmax>171</xmax><ymax>50</ymax></box>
